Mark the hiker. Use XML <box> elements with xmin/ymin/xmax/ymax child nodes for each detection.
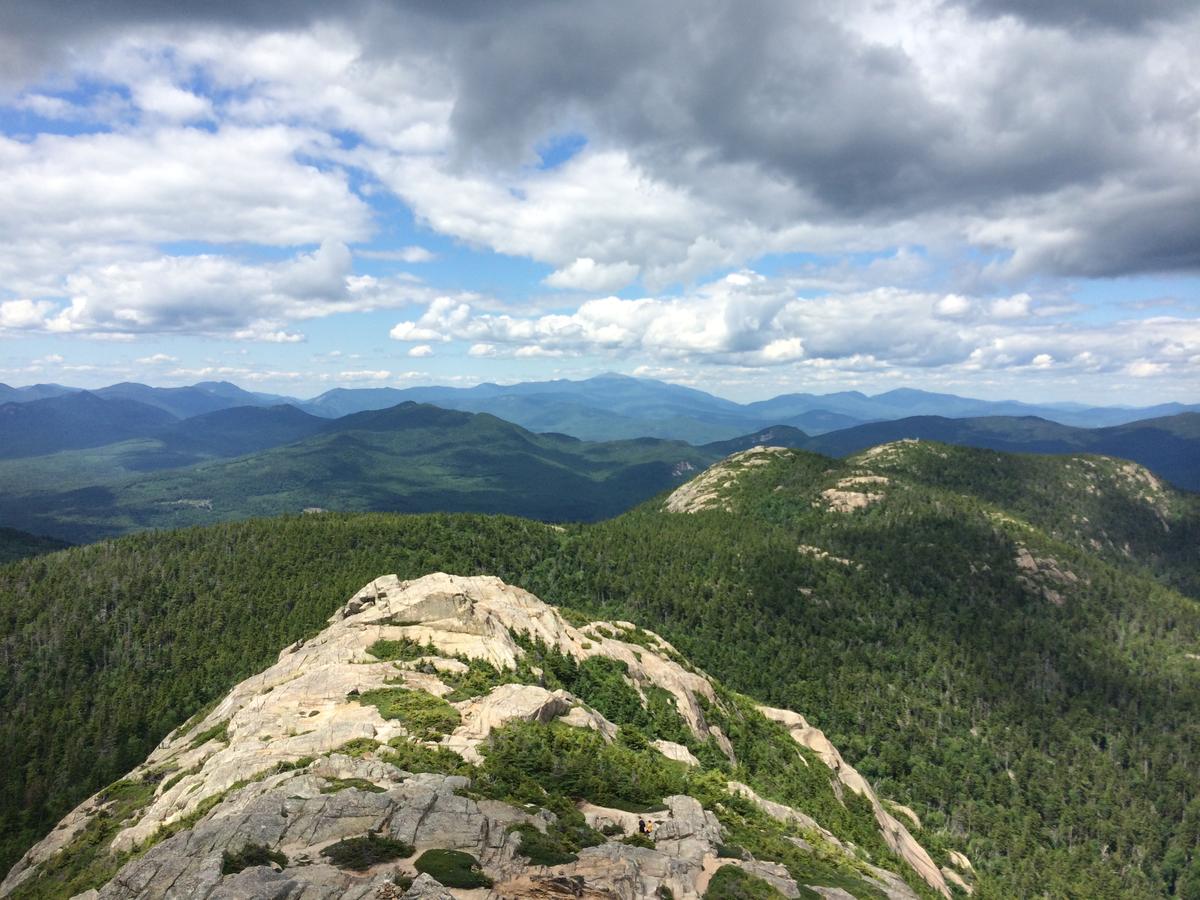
<box><xmin>638</xmin><ymin>818</ymin><xmax>646</xmax><ymax>834</ymax></box>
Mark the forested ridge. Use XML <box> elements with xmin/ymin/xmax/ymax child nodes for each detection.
<box><xmin>2</xmin><ymin>441</ymin><xmax>1198</xmax><ymax>896</ymax></box>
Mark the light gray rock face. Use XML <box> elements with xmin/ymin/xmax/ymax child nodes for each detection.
<box><xmin>5</xmin><ymin>573</ymin><xmax>942</xmax><ymax>900</ymax></box>
<box><xmin>757</xmin><ymin>705</ymin><xmax>948</xmax><ymax>897</ymax></box>
<box><xmin>400</xmin><ymin>873</ymin><xmax>453</xmax><ymax>899</ymax></box>
<box><xmin>90</xmin><ymin>767</ymin><xmax>529</xmax><ymax>900</ymax></box>
<box><xmin>650</xmin><ymin>796</ymin><xmax>722</xmax><ymax>864</ymax></box>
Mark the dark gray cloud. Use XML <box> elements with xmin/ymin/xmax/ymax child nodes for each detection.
<box><xmin>428</xmin><ymin>0</ymin><xmax>1197</xmax><ymax>279</ymax></box>
<box><xmin>0</xmin><ymin>0</ymin><xmax>351</xmax><ymax>80</ymax></box>
<box><xmin>955</xmin><ymin>0</ymin><xmax>1197</xmax><ymax>31</ymax></box>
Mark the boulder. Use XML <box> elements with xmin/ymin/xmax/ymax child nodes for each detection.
<box><xmin>401</xmin><ymin>873</ymin><xmax>454</xmax><ymax>899</ymax></box>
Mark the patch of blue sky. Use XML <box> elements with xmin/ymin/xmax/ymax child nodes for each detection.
<box><xmin>419</xmin><ymin>249</ymin><xmax>557</xmax><ymax>303</ymax></box>
<box><xmin>0</xmin><ymin>77</ymin><xmax>131</xmax><ymax>138</ymax></box>
<box><xmin>330</xmin><ymin>129</ymin><xmax>363</xmax><ymax>150</ymax></box>
<box><xmin>155</xmin><ymin>240</ymin><xmax>301</xmax><ymax>262</ymax></box>
<box><xmin>353</xmin><ymin>188</ymin><xmax>558</xmax><ymax>302</ymax></box>
<box><xmin>535</xmin><ymin>132</ymin><xmax>587</xmax><ymax>170</ymax></box>
<box><xmin>1068</xmin><ymin>275</ymin><xmax>1200</xmax><ymax>322</ymax></box>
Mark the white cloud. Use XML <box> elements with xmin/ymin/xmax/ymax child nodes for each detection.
<box><xmin>935</xmin><ymin>294</ymin><xmax>972</xmax><ymax>318</ymax></box>
<box><xmin>1126</xmin><ymin>360</ymin><xmax>1167</xmax><ymax>377</ymax></box>
<box><xmin>0</xmin><ymin>298</ymin><xmax>56</xmax><ymax>329</ymax></box>
<box><xmin>407</xmin><ymin>344</ymin><xmax>433</xmax><ymax>357</ymax></box>
<box><xmin>513</xmin><ymin>345</ymin><xmax>567</xmax><ymax>358</ymax></box>
<box><xmin>390</xmin><ymin>322</ymin><xmax>447</xmax><ymax>342</ymax></box>
<box><xmin>544</xmin><ymin>257</ymin><xmax>640</xmax><ymax>292</ymax></box>
<box><xmin>388</xmin><ymin>269</ymin><xmax>1200</xmax><ymax>380</ymax></box>
<box><xmin>0</xmin><ymin>126</ymin><xmax>370</xmax><ymax>250</ymax></box>
<box><xmin>172</xmin><ymin>25</ymin><xmax>454</xmax><ymax>153</ymax></box>
<box><xmin>132</xmin><ymin>80</ymin><xmax>213</xmax><ymax>122</ymax></box>
<box><xmin>990</xmin><ymin>294</ymin><xmax>1033</xmax><ymax>319</ymax></box>
<box><xmin>136</xmin><ymin>352</ymin><xmax>177</xmax><ymax>364</ymax></box>
<box><xmin>6</xmin><ymin>241</ymin><xmax>462</xmax><ymax>340</ymax></box>
<box><xmin>338</xmin><ymin>369</ymin><xmax>391</xmax><ymax>381</ymax></box>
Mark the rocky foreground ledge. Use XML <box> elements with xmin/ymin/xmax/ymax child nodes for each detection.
<box><xmin>1</xmin><ymin>573</ymin><xmax>972</xmax><ymax>900</ymax></box>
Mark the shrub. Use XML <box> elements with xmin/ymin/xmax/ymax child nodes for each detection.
<box><xmin>220</xmin><ymin>843</ymin><xmax>287</xmax><ymax>875</ymax></box>
<box><xmin>440</xmin><ymin>656</ymin><xmax>532</xmax><ymax>702</ymax></box>
<box><xmin>703</xmin><ymin>865</ymin><xmax>786</xmax><ymax>899</ymax></box>
<box><xmin>188</xmin><ymin>719</ymin><xmax>230</xmax><ymax>749</ymax></box>
<box><xmin>381</xmin><ymin>737</ymin><xmax>472</xmax><ymax>776</ymax></box>
<box><xmin>414</xmin><ymin>849</ymin><xmax>493</xmax><ymax>888</ymax></box>
<box><xmin>320</xmin><ymin>832</ymin><xmax>413</xmax><ymax>871</ymax></box>
<box><xmin>509</xmin><ymin>823</ymin><xmax>578</xmax><ymax>866</ymax></box>
<box><xmin>270</xmin><ymin>756</ymin><xmax>314</xmax><ymax>774</ymax></box>
<box><xmin>476</xmin><ymin>721</ymin><xmax>685</xmax><ymax>811</ymax></box>
<box><xmin>366</xmin><ymin>638</ymin><xmax>433</xmax><ymax>661</ymax></box>
<box><xmin>716</xmin><ymin>843</ymin><xmax>747</xmax><ymax>859</ymax></box>
<box><xmin>601</xmin><ymin>822</ymin><xmax>625</xmax><ymax>836</ymax></box>
<box><xmin>354</xmin><ymin>688</ymin><xmax>460</xmax><ymax>739</ymax></box>
<box><xmin>622</xmin><ymin>833</ymin><xmax>654</xmax><ymax>849</ymax></box>
<box><xmin>334</xmin><ymin>738</ymin><xmax>381</xmax><ymax>757</ymax></box>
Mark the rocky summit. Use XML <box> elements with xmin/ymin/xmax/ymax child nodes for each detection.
<box><xmin>1</xmin><ymin>573</ymin><xmax>972</xmax><ymax>899</ymax></box>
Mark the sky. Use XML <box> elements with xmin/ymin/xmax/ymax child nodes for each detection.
<box><xmin>0</xmin><ymin>0</ymin><xmax>1196</xmax><ymax>404</ymax></box>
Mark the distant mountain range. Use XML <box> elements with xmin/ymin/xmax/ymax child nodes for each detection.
<box><xmin>0</xmin><ymin>402</ymin><xmax>748</xmax><ymax>543</ymax></box>
<box><xmin>4</xmin><ymin>374</ymin><xmax>1196</xmax><ymax>443</ymax></box>
<box><xmin>299</xmin><ymin>375</ymin><xmax>1200</xmax><ymax>440</ymax></box>
<box><xmin>0</xmin><ymin>375</ymin><xmax>1196</xmax><ymax>544</ymax></box>
<box><xmin>806</xmin><ymin>412</ymin><xmax>1200</xmax><ymax>491</ymax></box>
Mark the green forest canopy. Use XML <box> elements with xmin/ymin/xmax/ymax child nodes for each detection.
<box><xmin>1</xmin><ymin>442</ymin><xmax>1198</xmax><ymax>896</ymax></box>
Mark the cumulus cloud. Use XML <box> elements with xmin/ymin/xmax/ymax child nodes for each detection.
<box><xmin>0</xmin><ymin>126</ymin><xmax>368</xmax><ymax>248</ymax></box>
<box><xmin>390</xmin><ymin>269</ymin><xmax>1200</xmax><ymax>379</ymax></box>
<box><xmin>0</xmin><ymin>299</ymin><xmax>56</xmax><ymax>329</ymax></box>
<box><xmin>544</xmin><ymin>258</ymin><xmax>641</xmax><ymax>292</ymax></box>
<box><xmin>5</xmin><ymin>241</ymin><xmax>467</xmax><ymax>340</ymax></box>
<box><xmin>132</xmin><ymin>80</ymin><xmax>213</xmax><ymax>121</ymax></box>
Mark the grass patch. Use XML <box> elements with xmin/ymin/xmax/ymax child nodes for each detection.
<box><xmin>161</xmin><ymin>764</ymin><xmax>202</xmax><ymax>793</ymax></box>
<box><xmin>353</xmin><ymin>688</ymin><xmax>460</xmax><ymax>740</ymax></box>
<box><xmin>414</xmin><ymin>849</ymin><xmax>493</xmax><ymax>888</ymax></box>
<box><xmin>188</xmin><ymin>718</ymin><xmax>230</xmax><ymax>749</ymax></box>
<box><xmin>221</xmin><ymin>843</ymin><xmax>287</xmax><ymax>875</ymax></box>
<box><xmin>321</xmin><ymin>832</ymin><xmax>413</xmax><ymax>871</ymax></box>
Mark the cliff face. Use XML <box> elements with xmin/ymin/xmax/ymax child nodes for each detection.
<box><xmin>2</xmin><ymin>573</ymin><xmax>970</xmax><ymax>900</ymax></box>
